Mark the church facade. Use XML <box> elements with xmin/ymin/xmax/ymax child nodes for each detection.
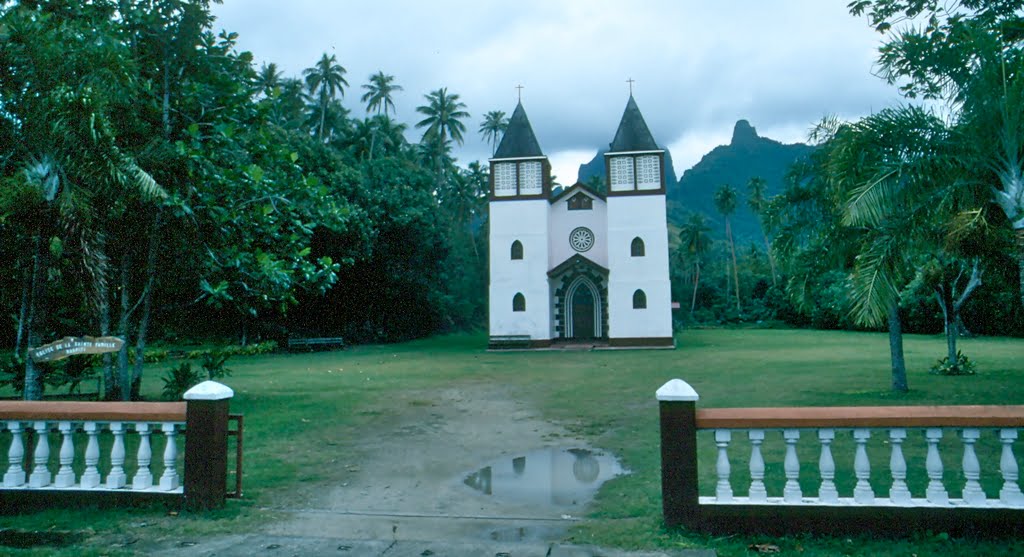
<box><xmin>488</xmin><ymin>96</ymin><xmax>674</xmax><ymax>349</ymax></box>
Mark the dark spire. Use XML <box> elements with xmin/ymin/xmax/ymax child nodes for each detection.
<box><xmin>493</xmin><ymin>102</ymin><xmax>544</xmax><ymax>158</ymax></box>
<box><xmin>609</xmin><ymin>95</ymin><xmax>659</xmax><ymax>152</ymax></box>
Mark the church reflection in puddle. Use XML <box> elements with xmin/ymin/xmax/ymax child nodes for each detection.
<box><xmin>463</xmin><ymin>447</ymin><xmax>625</xmax><ymax>508</ymax></box>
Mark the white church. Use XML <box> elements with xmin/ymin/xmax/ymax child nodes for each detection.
<box><xmin>487</xmin><ymin>95</ymin><xmax>674</xmax><ymax>349</ymax></box>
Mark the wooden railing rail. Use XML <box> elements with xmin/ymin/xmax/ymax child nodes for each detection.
<box><xmin>0</xmin><ymin>401</ymin><xmax>186</xmax><ymax>422</ymax></box>
<box><xmin>696</xmin><ymin>405</ymin><xmax>1024</xmax><ymax>429</ymax></box>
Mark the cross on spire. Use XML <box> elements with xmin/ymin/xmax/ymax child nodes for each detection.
<box><xmin>516</xmin><ymin>84</ymin><xmax>524</xmax><ymax>102</ymax></box>
<box><xmin>626</xmin><ymin>78</ymin><xmax>635</xmax><ymax>95</ymax></box>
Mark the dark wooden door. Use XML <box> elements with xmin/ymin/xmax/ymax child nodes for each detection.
<box><xmin>571</xmin><ymin>287</ymin><xmax>595</xmax><ymax>339</ymax></box>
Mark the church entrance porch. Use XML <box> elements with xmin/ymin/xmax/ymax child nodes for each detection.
<box><xmin>549</xmin><ymin>255</ymin><xmax>608</xmax><ymax>343</ymax></box>
<box><xmin>566</xmin><ymin>277</ymin><xmax>599</xmax><ymax>340</ymax></box>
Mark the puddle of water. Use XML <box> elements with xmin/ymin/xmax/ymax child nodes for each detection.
<box><xmin>463</xmin><ymin>448</ymin><xmax>625</xmax><ymax>508</ymax></box>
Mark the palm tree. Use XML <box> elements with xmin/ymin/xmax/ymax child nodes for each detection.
<box><xmin>959</xmin><ymin>54</ymin><xmax>1024</xmax><ymax>309</ymax></box>
<box><xmin>360</xmin><ymin>72</ymin><xmax>403</xmax><ymax>160</ymax></box>
<box><xmin>302</xmin><ymin>53</ymin><xmax>349</xmax><ymax>142</ymax></box>
<box><xmin>255</xmin><ymin>62</ymin><xmax>282</xmax><ymax>98</ymax></box>
<box><xmin>714</xmin><ymin>184</ymin><xmax>741</xmax><ymax>312</ymax></box>
<box><xmin>747</xmin><ymin>176</ymin><xmax>778</xmax><ymax>286</ymax></box>
<box><xmin>793</xmin><ymin>108</ymin><xmax>963</xmax><ymax>392</ymax></box>
<box><xmin>479</xmin><ymin>110</ymin><xmax>509</xmax><ymax>156</ymax></box>
<box><xmin>678</xmin><ymin>213</ymin><xmax>712</xmax><ymax>315</ymax></box>
<box><xmin>361</xmin><ymin>71</ymin><xmax>402</xmax><ymax>117</ymax></box>
<box><xmin>416</xmin><ymin>87</ymin><xmax>469</xmax><ymax>187</ymax></box>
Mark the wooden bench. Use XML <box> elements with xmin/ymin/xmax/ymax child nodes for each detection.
<box><xmin>287</xmin><ymin>336</ymin><xmax>345</xmax><ymax>351</ymax></box>
<box><xmin>488</xmin><ymin>335</ymin><xmax>532</xmax><ymax>349</ymax></box>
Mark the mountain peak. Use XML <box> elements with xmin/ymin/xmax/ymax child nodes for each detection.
<box><xmin>731</xmin><ymin>119</ymin><xmax>759</xmax><ymax>146</ymax></box>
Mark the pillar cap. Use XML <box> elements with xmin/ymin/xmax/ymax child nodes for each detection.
<box><xmin>184</xmin><ymin>381</ymin><xmax>234</xmax><ymax>401</ymax></box>
<box><xmin>656</xmin><ymin>379</ymin><xmax>699</xmax><ymax>402</ymax></box>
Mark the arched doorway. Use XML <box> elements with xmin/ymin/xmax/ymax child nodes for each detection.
<box><xmin>566</xmin><ymin>276</ymin><xmax>602</xmax><ymax>339</ymax></box>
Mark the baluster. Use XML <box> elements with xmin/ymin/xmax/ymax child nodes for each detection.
<box><xmin>80</xmin><ymin>422</ymin><xmax>101</xmax><ymax>488</ymax></box>
<box><xmin>4</xmin><ymin>421</ymin><xmax>25</xmax><ymax>487</ymax></box>
<box><xmin>783</xmin><ymin>429</ymin><xmax>801</xmax><ymax>503</ymax></box>
<box><xmin>889</xmin><ymin>428</ymin><xmax>911</xmax><ymax>504</ymax></box>
<box><xmin>999</xmin><ymin>429</ymin><xmax>1024</xmax><ymax>505</ymax></box>
<box><xmin>818</xmin><ymin>429</ymin><xmax>838</xmax><ymax>503</ymax></box>
<box><xmin>961</xmin><ymin>428</ymin><xmax>985</xmax><ymax>505</ymax></box>
<box><xmin>853</xmin><ymin>428</ymin><xmax>874</xmax><ymax>504</ymax></box>
<box><xmin>54</xmin><ymin>421</ymin><xmax>76</xmax><ymax>488</ymax></box>
<box><xmin>925</xmin><ymin>428</ymin><xmax>949</xmax><ymax>505</ymax></box>
<box><xmin>29</xmin><ymin>421</ymin><xmax>51</xmax><ymax>488</ymax></box>
<box><xmin>715</xmin><ymin>429</ymin><xmax>732</xmax><ymax>502</ymax></box>
<box><xmin>132</xmin><ymin>423</ymin><xmax>153</xmax><ymax>490</ymax></box>
<box><xmin>4</xmin><ymin>421</ymin><xmax>26</xmax><ymax>487</ymax></box>
<box><xmin>159</xmin><ymin>423</ymin><xmax>179</xmax><ymax>491</ymax></box>
<box><xmin>106</xmin><ymin>422</ymin><xmax>127</xmax><ymax>489</ymax></box>
<box><xmin>748</xmin><ymin>429</ymin><xmax>767</xmax><ymax>502</ymax></box>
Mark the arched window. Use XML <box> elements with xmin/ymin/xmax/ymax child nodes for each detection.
<box><xmin>511</xmin><ymin>240</ymin><xmax>524</xmax><ymax>260</ymax></box>
<box><xmin>632</xmin><ymin>289</ymin><xmax>647</xmax><ymax>309</ymax></box>
<box><xmin>630</xmin><ymin>237</ymin><xmax>645</xmax><ymax>257</ymax></box>
<box><xmin>513</xmin><ymin>293</ymin><xmax>526</xmax><ymax>312</ymax></box>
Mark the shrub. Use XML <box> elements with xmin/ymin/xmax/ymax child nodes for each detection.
<box><xmin>929</xmin><ymin>351</ymin><xmax>977</xmax><ymax>376</ymax></box>
<box><xmin>200</xmin><ymin>350</ymin><xmax>232</xmax><ymax>380</ymax></box>
<box><xmin>161</xmin><ymin>362</ymin><xmax>203</xmax><ymax>401</ymax></box>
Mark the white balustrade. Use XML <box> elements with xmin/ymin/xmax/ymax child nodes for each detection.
<box><xmin>961</xmin><ymin>428</ymin><xmax>985</xmax><ymax>505</ymax></box>
<box><xmin>54</xmin><ymin>421</ymin><xmax>76</xmax><ymax>488</ymax></box>
<box><xmin>1</xmin><ymin>419</ymin><xmax>184</xmax><ymax>493</ymax></box>
<box><xmin>159</xmin><ymin>423</ymin><xmax>179</xmax><ymax>491</ymax></box>
<box><xmin>697</xmin><ymin>425</ymin><xmax>1023</xmax><ymax>509</ymax></box>
<box><xmin>4</xmin><ymin>421</ymin><xmax>25</xmax><ymax>487</ymax></box>
<box><xmin>817</xmin><ymin>429</ymin><xmax>838</xmax><ymax>503</ymax></box>
<box><xmin>1000</xmin><ymin>429</ymin><xmax>1024</xmax><ymax>505</ymax></box>
<box><xmin>29</xmin><ymin>421</ymin><xmax>51</xmax><ymax>488</ymax></box>
<box><xmin>106</xmin><ymin>421</ymin><xmax>127</xmax><ymax>489</ymax></box>
<box><xmin>748</xmin><ymin>429</ymin><xmax>767</xmax><ymax>502</ymax></box>
<box><xmin>783</xmin><ymin>429</ymin><xmax>801</xmax><ymax>502</ymax></box>
<box><xmin>81</xmin><ymin>422</ymin><xmax>101</xmax><ymax>488</ymax></box>
<box><xmin>925</xmin><ymin>428</ymin><xmax>949</xmax><ymax>505</ymax></box>
<box><xmin>888</xmin><ymin>428</ymin><xmax>911</xmax><ymax>504</ymax></box>
<box><xmin>714</xmin><ymin>429</ymin><xmax>732</xmax><ymax>502</ymax></box>
<box><xmin>852</xmin><ymin>428</ymin><xmax>874</xmax><ymax>504</ymax></box>
<box><xmin>132</xmin><ymin>423</ymin><xmax>154</xmax><ymax>490</ymax></box>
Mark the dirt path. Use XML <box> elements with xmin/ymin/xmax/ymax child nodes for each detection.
<box><xmin>144</xmin><ymin>383</ymin><xmax>715</xmax><ymax>556</ymax></box>
<box><xmin>267</xmin><ymin>383</ymin><xmax>588</xmax><ymax>542</ymax></box>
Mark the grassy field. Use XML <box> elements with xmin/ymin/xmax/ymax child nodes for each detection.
<box><xmin>4</xmin><ymin>328</ymin><xmax>1024</xmax><ymax>556</ymax></box>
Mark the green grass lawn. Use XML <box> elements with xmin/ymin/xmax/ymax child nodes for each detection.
<box><xmin>4</xmin><ymin>328</ymin><xmax>1024</xmax><ymax>556</ymax></box>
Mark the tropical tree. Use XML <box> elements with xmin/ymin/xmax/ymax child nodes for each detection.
<box><xmin>678</xmin><ymin>213</ymin><xmax>713</xmax><ymax>314</ymax></box>
<box><xmin>479</xmin><ymin>110</ymin><xmax>509</xmax><ymax>156</ymax></box>
<box><xmin>747</xmin><ymin>176</ymin><xmax>778</xmax><ymax>286</ymax></box>
<box><xmin>849</xmin><ymin>0</ymin><xmax>1024</xmax><ymax>308</ymax></box>
<box><xmin>415</xmin><ymin>87</ymin><xmax>469</xmax><ymax>187</ymax></box>
<box><xmin>361</xmin><ymin>71</ymin><xmax>402</xmax><ymax>117</ymax></box>
<box><xmin>360</xmin><ymin>72</ymin><xmax>403</xmax><ymax>160</ymax></box>
<box><xmin>714</xmin><ymin>184</ymin><xmax>741</xmax><ymax>312</ymax></box>
<box><xmin>303</xmin><ymin>53</ymin><xmax>349</xmax><ymax>142</ymax></box>
<box><xmin>255</xmin><ymin>62</ymin><xmax>282</xmax><ymax>98</ymax></box>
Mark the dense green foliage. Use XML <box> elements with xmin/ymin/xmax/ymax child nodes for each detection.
<box><xmin>0</xmin><ymin>1</ymin><xmax>489</xmax><ymax>399</ymax></box>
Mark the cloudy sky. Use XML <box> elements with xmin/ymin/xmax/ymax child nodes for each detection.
<box><xmin>211</xmin><ymin>1</ymin><xmax>906</xmax><ymax>181</ymax></box>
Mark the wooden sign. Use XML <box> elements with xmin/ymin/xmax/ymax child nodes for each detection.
<box><xmin>30</xmin><ymin>336</ymin><xmax>125</xmax><ymax>363</ymax></box>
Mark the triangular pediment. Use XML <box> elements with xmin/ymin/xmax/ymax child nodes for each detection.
<box><xmin>550</xmin><ymin>181</ymin><xmax>606</xmax><ymax>203</ymax></box>
<box><xmin>547</xmin><ymin>253</ymin><xmax>609</xmax><ymax>278</ymax></box>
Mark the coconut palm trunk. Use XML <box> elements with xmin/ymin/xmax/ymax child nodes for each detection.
<box><xmin>690</xmin><ymin>261</ymin><xmax>701</xmax><ymax>314</ymax></box>
<box><xmin>887</xmin><ymin>302</ymin><xmax>908</xmax><ymax>393</ymax></box>
<box><xmin>726</xmin><ymin>217</ymin><xmax>741</xmax><ymax>312</ymax></box>
<box><xmin>22</xmin><ymin>234</ymin><xmax>48</xmax><ymax>400</ymax></box>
